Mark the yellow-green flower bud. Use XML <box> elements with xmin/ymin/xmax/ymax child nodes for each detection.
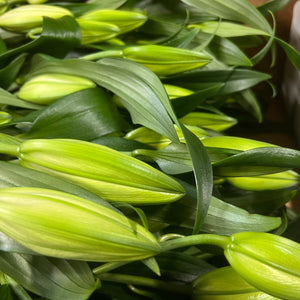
<box><xmin>78</xmin><ymin>9</ymin><xmax>147</xmax><ymax>34</ymax></box>
<box><xmin>125</xmin><ymin>125</ymin><xmax>208</xmax><ymax>150</ymax></box>
<box><xmin>0</xmin><ymin>111</ymin><xmax>11</xmax><ymax>125</ymax></box>
<box><xmin>225</xmin><ymin>232</ymin><xmax>300</xmax><ymax>299</ymax></box>
<box><xmin>163</xmin><ymin>84</ymin><xmax>194</xmax><ymax>99</ymax></box>
<box><xmin>179</xmin><ymin>112</ymin><xmax>237</xmax><ymax>132</ymax></box>
<box><xmin>122</xmin><ymin>45</ymin><xmax>211</xmax><ymax>76</ymax></box>
<box><xmin>18</xmin><ymin>73</ymin><xmax>95</xmax><ymax>104</ymax></box>
<box><xmin>77</xmin><ymin>19</ymin><xmax>120</xmax><ymax>45</ymax></box>
<box><xmin>17</xmin><ymin>73</ymin><xmax>96</xmax><ymax>104</ymax></box>
<box><xmin>227</xmin><ymin>170</ymin><xmax>299</xmax><ymax>191</ymax></box>
<box><xmin>193</xmin><ymin>266</ymin><xmax>278</xmax><ymax>299</ymax></box>
<box><xmin>3</xmin><ymin>138</ymin><xmax>185</xmax><ymax>204</ymax></box>
<box><xmin>0</xmin><ymin>5</ymin><xmax>72</xmax><ymax>32</ymax></box>
<box><xmin>0</xmin><ymin>187</ymin><xmax>160</xmax><ymax>261</ymax></box>
<box><xmin>202</xmin><ymin>136</ymin><xmax>276</xmax><ymax>151</ymax></box>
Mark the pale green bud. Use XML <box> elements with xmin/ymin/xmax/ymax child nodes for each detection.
<box><xmin>202</xmin><ymin>136</ymin><xmax>276</xmax><ymax>151</ymax></box>
<box><xmin>78</xmin><ymin>9</ymin><xmax>147</xmax><ymax>34</ymax></box>
<box><xmin>193</xmin><ymin>266</ymin><xmax>278</xmax><ymax>299</ymax></box>
<box><xmin>17</xmin><ymin>73</ymin><xmax>96</xmax><ymax>104</ymax></box>
<box><xmin>179</xmin><ymin>112</ymin><xmax>237</xmax><ymax>132</ymax></box>
<box><xmin>122</xmin><ymin>45</ymin><xmax>211</xmax><ymax>76</ymax></box>
<box><xmin>77</xmin><ymin>19</ymin><xmax>120</xmax><ymax>45</ymax></box>
<box><xmin>0</xmin><ymin>187</ymin><xmax>160</xmax><ymax>261</ymax></box>
<box><xmin>7</xmin><ymin>138</ymin><xmax>185</xmax><ymax>204</ymax></box>
<box><xmin>125</xmin><ymin>125</ymin><xmax>209</xmax><ymax>150</ymax></box>
<box><xmin>227</xmin><ymin>170</ymin><xmax>299</xmax><ymax>191</ymax></box>
<box><xmin>225</xmin><ymin>232</ymin><xmax>300</xmax><ymax>299</ymax></box>
<box><xmin>0</xmin><ymin>111</ymin><xmax>11</xmax><ymax>125</ymax></box>
<box><xmin>163</xmin><ymin>84</ymin><xmax>194</xmax><ymax>99</ymax></box>
<box><xmin>0</xmin><ymin>5</ymin><xmax>72</xmax><ymax>32</ymax></box>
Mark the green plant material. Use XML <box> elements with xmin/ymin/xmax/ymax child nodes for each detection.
<box><xmin>77</xmin><ymin>20</ymin><xmax>120</xmax><ymax>44</ymax></box>
<box><xmin>179</xmin><ymin>112</ymin><xmax>237</xmax><ymax>131</ymax></box>
<box><xmin>181</xmin><ymin>0</ymin><xmax>272</xmax><ymax>33</ymax></box>
<box><xmin>0</xmin><ymin>252</ymin><xmax>99</xmax><ymax>300</ymax></box>
<box><xmin>163</xmin><ymin>84</ymin><xmax>193</xmax><ymax>99</ymax></box>
<box><xmin>0</xmin><ymin>5</ymin><xmax>73</xmax><ymax>32</ymax></box>
<box><xmin>165</xmin><ymin>68</ymin><xmax>271</xmax><ymax>95</ymax></box>
<box><xmin>0</xmin><ymin>112</ymin><xmax>11</xmax><ymax>125</ymax></box>
<box><xmin>17</xmin><ymin>73</ymin><xmax>96</xmax><ymax>104</ymax></box>
<box><xmin>0</xmin><ymin>16</ymin><xmax>81</xmax><ymax>63</ymax></box>
<box><xmin>227</xmin><ymin>170</ymin><xmax>300</xmax><ymax>191</ymax></box>
<box><xmin>78</xmin><ymin>9</ymin><xmax>148</xmax><ymax>34</ymax></box>
<box><xmin>0</xmin><ymin>187</ymin><xmax>161</xmax><ymax>261</ymax></box>
<box><xmin>141</xmin><ymin>180</ymin><xmax>281</xmax><ymax>235</ymax></box>
<box><xmin>88</xmin><ymin>45</ymin><xmax>212</xmax><ymax>76</ymax></box>
<box><xmin>125</xmin><ymin>125</ymin><xmax>209</xmax><ymax>149</ymax></box>
<box><xmin>189</xmin><ymin>21</ymin><xmax>268</xmax><ymax>38</ymax></box>
<box><xmin>224</xmin><ymin>232</ymin><xmax>300</xmax><ymax>299</ymax></box>
<box><xmin>20</xmin><ymin>87</ymin><xmax>123</xmax><ymax>140</ymax></box>
<box><xmin>0</xmin><ymin>138</ymin><xmax>185</xmax><ymax>204</ymax></box>
<box><xmin>0</xmin><ymin>284</ymin><xmax>14</xmax><ymax>300</ymax></box>
<box><xmin>192</xmin><ymin>266</ymin><xmax>278</xmax><ymax>299</ymax></box>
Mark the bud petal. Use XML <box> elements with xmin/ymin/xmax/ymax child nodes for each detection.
<box><xmin>77</xmin><ymin>20</ymin><xmax>120</xmax><ymax>45</ymax></box>
<box><xmin>125</xmin><ymin>125</ymin><xmax>208</xmax><ymax>149</ymax></box>
<box><xmin>78</xmin><ymin>9</ymin><xmax>147</xmax><ymax>34</ymax></box>
<box><xmin>163</xmin><ymin>84</ymin><xmax>194</xmax><ymax>99</ymax></box>
<box><xmin>16</xmin><ymin>139</ymin><xmax>185</xmax><ymax>204</ymax></box>
<box><xmin>0</xmin><ymin>187</ymin><xmax>161</xmax><ymax>261</ymax></box>
<box><xmin>123</xmin><ymin>45</ymin><xmax>211</xmax><ymax>75</ymax></box>
<box><xmin>193</xmin><ymin>266</ymin><xmax>278</xmax><ymax>299</ymax></box>
<box><xmin>0</xmin><ymin>4</ymin><xmax>72</xmax><ymax>32</ymax></box>
<box><xmin>224</xmin><ymin>232</ymin><xmax>300</xmax><ymax>299</ymax></box>
<box><xmin>18</xmin><ymin>73</ymin><xmax>96</xmax><ymax>104</ymax></box>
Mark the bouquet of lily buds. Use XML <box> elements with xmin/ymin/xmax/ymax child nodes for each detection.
<box><xmin>0</xmin><ymin>0</ymin><xmax>299</xmax><ymax>299</ymax></box>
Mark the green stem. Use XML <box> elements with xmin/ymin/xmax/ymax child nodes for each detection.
<box><xmin>0</xmin><ymin>142</ymin><xmax>19</xmax><ymax>157</ymax></box>
<box><xmin>80</xmin><ymin>50</ymin><xmax>123</xmax><ymax>61</ymax></box>
<box><xmin>97</xmin><ymin>273</ymin><xmax>191</xmax><ymax>296</ymax></box>
<box><xmin>93</xmin><ymin>261</ymin><xmax>130</xmax><ymax>275</ymax></box>
<box><xmin>160</xmin><ymin>234</ymin><xmax>230</xmax><ymax>252</ymax></box>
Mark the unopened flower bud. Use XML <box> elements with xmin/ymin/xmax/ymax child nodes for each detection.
<box><xmin>78</xmin><ymin>9</ymin><xmax>147</xmax><ymax>34</ymax></box>
<box><xmin>225</xmin><ymin>232</ymin><xmax>300</xmax><ymax>299</ymax></box>
<box><xmin>193</xmin><ymin>266</ymin><xmax>278</xmax><ymax>299</ymax></box>
<box><xmin>17</xmin><ymin>73</ymin><xmax>96</xmax><ymax>104</ymax></box>
<box><xmin>2</xmin><ymin>138</ymin><xmax>185</xmax><ymax>204</ymax></box>
<box><xmin>0</xmin><ymin>4</ymin><xmax>72</xmax><ymax>32</ymax></box>
<box><xmin>0</xmin><ymin>187</ymin><xmax>161</xmax><ymax>261</ymax></box>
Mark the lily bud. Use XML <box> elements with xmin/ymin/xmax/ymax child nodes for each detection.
<box><xmin>7</xmin><ymin>138</ymin><xmax>185</xmax><ymax>204</ymax></box>
<box><xmin>125</xmin><ymin>125</ymin><xmax>209</xmax><ymax>150</ymax></box>
<box><xmin>17</xmin><ymin>73</ymin><xmax>96</xmax><ymax>104</ymax></box>
<box><xmin>122</xmin><ymin>45</ymin><xmax>211</xmax><ymax>76</ymax></box>
<box><xmin>77</xmin><ymin>19</ymin><xmax>120</xmax><ymax>45</ymax></box>
<box><xmin>0</xmin><ymin>5</ymin><xmax>72</xmax><ymax>32</ymax></box>
<box><xmin>163</xmin><ymin>84</ymin><xmax>194</xmax><ymax>99</ymax></box>
<box><xmin>0</xmin><ymin>111</ymin><xmax>12</xmax><ymax>125</ymax></box>
<box><xmin>193</xmin><ymin>266</ymin><xmax>277</xmax><ymax>299</ymax></box>
<box><xmin>78</xmin><ymin>9</ymin><xmax>147</xmax><ymax>34</ymax></box>
<box><xmin>0</xmin><ymin>187</ymin><xmax>160</xmax><ymax>261</ymax></box>
<box><xmin>224</xmin><ymin>232</ymin><xmax>300</xmax><ymax>299</ymax></box>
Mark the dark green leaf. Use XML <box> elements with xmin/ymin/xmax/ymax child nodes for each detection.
<box><xmin>0</xmin><ymin>54</ymin><xmax>27</xmax><ymax>89</ymax></box>
<box><xmin>165</xmin><ymin>68</ymin><xmax>271</xmax><ymax>95</ymax></box>
<box><xmin>275</xmin><ymin>37</ymin><xmax>300</xmax><ymax>70</ymax></box>
<box><xmin>0</xmin><ymin>16</ymin><xmax>81</xmax><ymax>64</ymax></box>
<box><xmin>142</xmin><ymin>180</ymin><xmax>281</xmax><ymax>235</ymax></box>
<box><xmin>258</xmin><ymin>0</ymin><xmax>290</xmax><ymax>16</ymax></box>
<box><xmin>213</xmin><ymin>147</ymin><xmax>300</xmax><ymax>176</ymax></box>
<box><xmin>22</xmin><ymin>87</ymin><xmax>123</xmax><ymax>140</ymax></box>
<box><xmin>181</xmin><ymin>0</ymin><xmax>272</xmax><ymax>33</ymax></box>
<box><xmin>0</xmin><ymin>284</ymin><xmax>14</xmax><ymax>300</ymax></box>
<box><xmin>0</xmin><ymin>252</ymin><xmax>98</xmax><ymax>300</ymax></box>
<box><xmin>0</xmin><ymin>88</ymin><xmax>44</xmax><ymax>109</ymax></box>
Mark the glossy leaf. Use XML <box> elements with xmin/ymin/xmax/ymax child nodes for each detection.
<box><xmin>0</xmin><ymin>252</ymin><xmax>99</xmax><ymax>300</ymax></box>
<box><xmin>21</xmin><ymin>87</ymin><xmax>123</xmax><ymax>140</ymax></box>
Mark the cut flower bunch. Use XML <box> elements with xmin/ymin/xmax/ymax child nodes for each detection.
<box><xmin>0</xmin><ymin>0</ymin><xmax>299</xmax><ymax>299</ymax></box>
